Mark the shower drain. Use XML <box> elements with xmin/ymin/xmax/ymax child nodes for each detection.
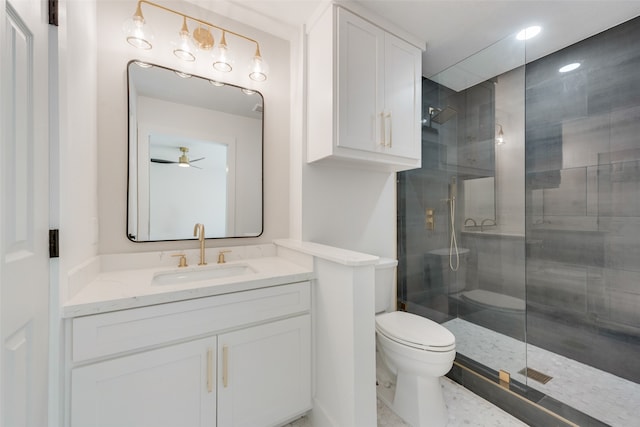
<box><xmin>518</xmin><ymin>367</ymin><xmax>553</xmax><ymax>384</ymax></box>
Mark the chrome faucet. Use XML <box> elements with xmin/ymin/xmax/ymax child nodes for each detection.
<box><xmin>193</xmin><ymin>223</ymin><xmax>207</xmax><ymax>265</ymax></box>
<box><xmin>464</xmin><ymin>218</ymin><xmax>477</xmax><ymax>227</ymax></box>
<box><xmin>481</xmin><ymin>218</ymin><xmax>496</xmax><ymax>232</ymax></box>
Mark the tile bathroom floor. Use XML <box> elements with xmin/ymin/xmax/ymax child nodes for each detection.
<box><xmin>445</xmin><ymin>318</ymin><xmax>640</xmax><ymax>427</ymax></box>
<box><xmin>287</xmin><ymin>376</ymin><xmax>529</xmax><ymax>427</ymax></box>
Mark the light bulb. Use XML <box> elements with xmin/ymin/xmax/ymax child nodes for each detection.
<box><xmin>173</xmin><ymin>17</ymin><xmax>196</xmax><ymax>62</ymax></box>
<box><xmin>123</xmin><ymin>3</ymin><xmax>153</xmax><ymax>49</ymax></box>
<box><xmin>212</xmin><ymin>31</ymin><xmax>233</xmax><ymax>72</ymax></box>
<box><xmin>496</xmin><ymin>125</ymin><xmax>505</xmax><ymax>145</ymax></box>
<box><xmin>249</xmin><ymin>46</ymin><xmax>268</xmax><ymax>82</ymax></box>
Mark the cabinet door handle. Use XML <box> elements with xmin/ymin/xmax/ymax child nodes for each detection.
<box><xmin>207</xmin><ymin>348</ymin><xmax>213</xmax><ymax>393</ymax></box>
<box><xmin>222</xmin><ymin>345</ymin><xmax>229</xmax><ymax>388</ymax></box>
<box><xmin>380</xmin><ymin>111</ymin><xmax>386</xmax><ymax>147</ymax></box>
<box><xmin>386</xmin><ymin>112</ymin><xmax>393</xmax><ymax>148</ymax></box>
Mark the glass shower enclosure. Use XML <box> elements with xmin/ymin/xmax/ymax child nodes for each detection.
<box><xmin>397</xmin><ymin>16</ymin><xmax>640</xmax><ymax>427</ymax></box>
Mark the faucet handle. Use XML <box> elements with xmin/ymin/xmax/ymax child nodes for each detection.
<box><xmin>172</xmin><ymin>254</ymin><xmax>188</xmax><ymax>268</ymax></box>
<box><xmin>217</xmin><ymin>250</ymin><xmax>231</xmax><ymax>264</ymax></box>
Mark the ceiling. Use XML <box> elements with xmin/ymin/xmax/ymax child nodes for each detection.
<box><xmin>225</xmin><ymin>0</ymin><xmax>640</xmax><ymax>78</ymax></box>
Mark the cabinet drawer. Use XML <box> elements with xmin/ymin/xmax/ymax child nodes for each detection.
<box><xmin>72</xmin><ymin>281</ymin><xmax>310</xmax><ymax>362</ymax></box>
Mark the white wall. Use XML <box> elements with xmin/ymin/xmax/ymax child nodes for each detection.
<box><xmin>63</xmin><ymin>0</ymin><xmax>395</xmax><ymax>263</ymax></box>
<box><xmin>96</xmin><ymin>0</ymin><xmax>290</xmax><ymax>255</ymax></box>
<box><xmin>58</xmin><ymin>0</ymin><xmax>99</xmax><ymax>302</ymax></box>
<box><xmin>300</xmin><ymin>162</ymin><xmax>397</xmax><ymax>258</ymax></box>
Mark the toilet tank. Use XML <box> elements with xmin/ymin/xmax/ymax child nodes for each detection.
<box><xmin>375</xmin><ymin>258</ymin><xmax>398</xmax><ymax>313</ymax></box>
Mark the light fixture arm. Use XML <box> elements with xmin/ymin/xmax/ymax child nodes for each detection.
<box><xmin>134</xmin><ymin>0</ymin><xmax>261</xmax><ymax>54</ymax></box>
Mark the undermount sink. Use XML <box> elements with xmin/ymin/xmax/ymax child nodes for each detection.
<box><xmin>152</xmin><ymin>264</ymin><xmax>256</xmax><ymax>286</ymax></box>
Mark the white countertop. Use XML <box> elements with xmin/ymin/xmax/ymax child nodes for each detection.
<box><xmin>274</xmin><ymin>239</ymin><xmax>380</xmax><ymax>266</ymax></box>
<box><xmin>63</xmin><ymin>256</ymin><xmax>314</xmax><ymax>318</ymax></box>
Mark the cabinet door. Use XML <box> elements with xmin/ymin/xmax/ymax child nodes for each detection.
<box><xmin>337</xmin><ymin>7</ymin><xmax>385</xmax><ymax>152</ymax></box>
<box><xmin>71</xmin><ymin>337</ymin><xmax>216</xmax><ymax>427</ymax></box>
<box><xmin>217</xmin><ymin>315</ymin><xmax>311</xmax><ymax>427</ymax></box>
<box><xmin>384</xmin><ymin>32</ymin><xmax>422</xmax><ymax>159</ymax></box>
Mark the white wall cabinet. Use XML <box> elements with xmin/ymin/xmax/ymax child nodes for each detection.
<box><xmin>307</xmin><ymin>5</ymin><xmax>422</xmax><ymax>171</ymax></box>
<box><xmin>66</xmin><ymin>282</ymin><xmax>311</xmax><ymax>427</ymax></box>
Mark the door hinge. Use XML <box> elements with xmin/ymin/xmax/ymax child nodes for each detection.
<box><xmin>49</xmin><ymin>229</ymin><xmax>59</xmax><ymax>258</ymax></box>
<box><xmin>48</xmin><ymin>0</ymin><xmax>58</xmax><ymax>26</ymax></box>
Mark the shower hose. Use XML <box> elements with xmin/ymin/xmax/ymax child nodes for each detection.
<box><xmin>449</xmin><ymin>197</ymin><xmax>460</xmax><ymax>272</ymax></box>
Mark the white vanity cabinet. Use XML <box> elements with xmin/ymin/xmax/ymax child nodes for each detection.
<box><xmin>66</xmin><ymin>282</ymin><xmax>311</xmax><ymax>427</ymax></box>
<box><xmin>71</xmin><ymin>337</ymin><xmax>217</xmax><ymax>427</ymax></box>
<box><xmin>307</xmin><ymin>5</ymin><xmax>422</xmax><ymax>171</ymax></box>
<box><xmin>217</xmin><ymin>315</ymin><xmax>311</xmax><ymax>426</ymax></box>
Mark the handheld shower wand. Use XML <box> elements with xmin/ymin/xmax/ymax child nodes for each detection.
<box><xmin>448</xmin><ymin>177</ymin><xmax>460</xmax><ymax>272</ymax></box>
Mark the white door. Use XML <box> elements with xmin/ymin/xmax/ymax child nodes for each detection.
<box><xmin>0</xmin><ymin>0</ymin><xmax>50</xmax><ymax>426</ymax></box>
<box><xmin>71</xmin><ymin>338</ymin><xmax>217</xmax><ymax>427</ymax></box>
<box><xmin>217</xmin><ymin>315</ymin><xmax>311</xmax><ymax>427</ymax></box>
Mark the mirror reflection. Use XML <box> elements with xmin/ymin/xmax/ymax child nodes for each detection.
<box><xmin>463</xmin><ymin>176</ymin><xmax>495</xmax><ymax>227</ymax></box>
<box><xmin>127</xmin><ymin>61</ymin><xmax>263</xmax><ymax>241</ymax></box>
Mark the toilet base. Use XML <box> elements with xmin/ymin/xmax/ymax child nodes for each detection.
<box><xmin>392</xmin><ymin>371</ymin><xmax>447</xmax><ymax>427</ymax></box>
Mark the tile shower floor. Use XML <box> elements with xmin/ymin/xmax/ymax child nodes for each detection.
<box><xmin>444</xmin><ymin>318</ymin><xmax>640</xmax><ymax>426</ymax></box>
<box><xmin>287</xmin><ymin>376</ymin><xmax>528</xmax><ymax>427</ymax></box>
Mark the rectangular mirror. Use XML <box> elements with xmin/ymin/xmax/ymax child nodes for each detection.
<box><xmin>127</xmin><ymin>61</ymin><xmax>263</xmax><ymax>241</ymax></box>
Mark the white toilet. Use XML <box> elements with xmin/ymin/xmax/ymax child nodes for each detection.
<box><xmin>375</xmin><ymin>258</ymin><xmax>456</xmax><ymax>427</ymax></box>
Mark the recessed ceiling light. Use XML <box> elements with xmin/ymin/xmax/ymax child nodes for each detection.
<box><xmin>559</xmin><ymin>62</ymin><xmax>581</xmax><ymax>73</ymax></box>
<box><xmin>516</xmin><ymin>26</ymin><xmax>542</xmax><ymax>41</ymax></box>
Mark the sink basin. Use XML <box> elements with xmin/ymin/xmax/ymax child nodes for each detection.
<box><xmin>152</xmin><ymin>264</ymin><xmax>255</xmax><ymax>286</ymax></box>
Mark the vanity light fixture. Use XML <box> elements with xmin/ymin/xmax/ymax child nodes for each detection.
<box><xmin>123</xmin><ymin>1</ymin><xmax>154</xmax><ymax>49</ymax></box>
<box><xmin>173</xmin><ymin>16</ymin><xmax>196</xmax><ymax>62</ymax></box>
<box><xmin>495</xmin><ymin>124</ymin><xmax>505</xmax><ymax>145</ymax></box>
<box><xmin>123</xmin><ymin>0</ymin><xmax>269</xmax><ymax>81</ymax></box>
<box><xmin>249</xmin><ymin>45</ymin><xmax>269</xmax><ymax>82</ymax></box>
<box><xmin>212</xmin><ymin>31</ymin><xmax>233</xmax><ymax>72</ymax></box>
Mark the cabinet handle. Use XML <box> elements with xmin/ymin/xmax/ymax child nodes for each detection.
<box><xmin>222</xmin><ymin>345</ymin><xmax>229</xmax><ymax>388</ymax></box>
<box><xmin>386</xmin><ymin>112</ymin><xmax>393</xmax><ymax>148</ymax></box>
<box><xmin>207</xmin><ymin>348</ymin><xmax>213</xmax><ymax>393</ymax></box>
<box><xmin>380</xmin><ymin>112</ymin><xmax>386</xmax><ymax>147</ymax></box>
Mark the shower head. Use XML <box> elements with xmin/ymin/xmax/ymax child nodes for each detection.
<box><xmin>429</xmin><ymin>106</ymin><xmax>457</xmax><ymax>124</ymax></box>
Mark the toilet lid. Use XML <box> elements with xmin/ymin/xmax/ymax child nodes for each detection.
<box><xmin>376</xmin><ymin>311</ymin><xmax>455</xmax><ymax>352</ymax></box>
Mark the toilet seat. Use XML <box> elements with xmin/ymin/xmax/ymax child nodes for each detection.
<box><xmin>376</xmin><ymin>311</ymin><xmax>455</xmax><ymax>352</ymax></box>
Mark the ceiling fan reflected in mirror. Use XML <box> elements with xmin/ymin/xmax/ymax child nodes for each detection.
<box><xmin>151</xmin><ymin>146</ymin><xmax>205</xmax><ymax>169</ymax></box>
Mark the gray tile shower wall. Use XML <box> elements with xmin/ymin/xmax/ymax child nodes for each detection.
<box><xmin>525</xmin><ymin>16</ymin><xmax>640</xmax><ymax>383</ymax></box>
